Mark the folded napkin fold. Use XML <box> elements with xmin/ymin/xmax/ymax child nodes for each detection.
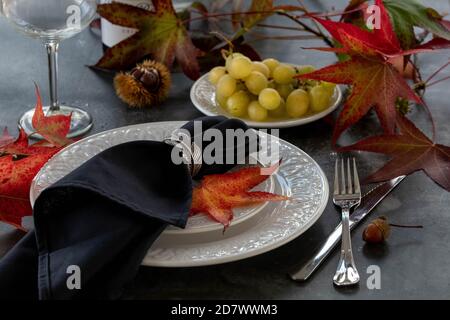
<box><xmin>0</xmin><ymin>116</ymin><xmax>256</xmax><ymax>299</ymax></box>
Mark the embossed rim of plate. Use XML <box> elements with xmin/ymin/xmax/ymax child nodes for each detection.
<box><xmin>190</xmin><ymin>73</ymin><xmax>343</xmax><ymax>128</ymax></box>
<box><xmin>143</xmin><ymin>133</ymin><xmax>329</xmax><ymax>267</ymax></box>
<box><xmin>30</xmin><ymin>122</ymin><xmax>329</xmax><ymax>267</ymax></box>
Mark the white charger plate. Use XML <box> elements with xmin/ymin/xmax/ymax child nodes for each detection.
<box><xmin>30</xmin><ymin>121</ymin><xmax>329</xmax><ymax>267</ymax></box>
<box><xmin>190</xmin><ymin>73</ymin><xmax>343</xmax><ymax>128</ymax></box>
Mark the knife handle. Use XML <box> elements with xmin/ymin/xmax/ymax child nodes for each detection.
<box><xmin>289</xmin><ymin>223</ymin><xmax>343</xmax><ymax>281</ymax></box>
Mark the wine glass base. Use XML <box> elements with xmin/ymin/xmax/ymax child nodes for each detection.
<box><xmin>18</xmin><ymin>105</ymin><xmax>93</xmax><ymax>139</ymax></box>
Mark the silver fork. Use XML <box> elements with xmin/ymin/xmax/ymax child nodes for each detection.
<box><xmin>333</xmin><ymin>158</ymin><xmax>361</xmax><ymax>286</ymax></box>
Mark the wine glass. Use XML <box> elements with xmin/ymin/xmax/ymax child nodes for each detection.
<box><xmin>1</xmin><ymin>0</ymin><xmax>97</xmax><ymax>137</ymax></box>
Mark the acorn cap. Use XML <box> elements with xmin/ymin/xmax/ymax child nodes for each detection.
<box><xmin>114</xmin><ymin>60</ymin><xmax>171</xmax><ymax>108</ymax></box>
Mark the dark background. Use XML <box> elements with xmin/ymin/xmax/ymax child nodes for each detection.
<box><xmin>0</xmin><ymin>0</ymin><xmax>449</xmax><ymax>299</ymax></box>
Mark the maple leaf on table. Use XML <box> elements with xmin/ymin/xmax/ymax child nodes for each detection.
<box><xmin>0</xmin><ymin>129</ymin><xmax>60</xmax><ymax>156</ymax></box>
<box><xmin>31</xmin><ymin>85</ymin><xmax>72</xmax><ymax>148</ymax></box>
<box><xmin>298</xmin><ymin>54</ymin><xmax>422</xmax><ymax>144</ymax></box>
<box><xmin>0</xmin><ymin>85</ymin><xmax>73</xmax><ymax>229</ymax></box>
<box><xmin>190</xmin><ymin>163</ymin><xmax>288</xmax><ymax>229</ymax></box>
<box><xmin>95</xmin><ymin>0</ymin><xmax>200</xmax><ymax>80</ymax></box>
<box><xmin>339</xmin><ymin>115</ymin><xmax>450</xmax><ymax>192</ymax></box>
<box><xmin>0</xmin><ymin>153</ymin><xmax>56</xmax><ymax>230</ymax></box>
<box><xmin>297</xmin><ymin>0</ymin><xmax>439</xmax><ymax>144</ymax></box>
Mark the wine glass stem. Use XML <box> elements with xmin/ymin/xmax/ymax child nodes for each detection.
<box><xmin>45</xmin><ymin>41</ymin><xmax>60</xmax><ymax>112</ymax></box>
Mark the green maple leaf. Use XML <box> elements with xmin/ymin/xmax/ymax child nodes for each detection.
<box><xmin>384</xmin><ymin>0</ymin><xmax>450</xmax><ymax>46</ymax></box>
<box><xmin>95</xmin><ymin>0</ymin><xmax>200</xmax><ymax>80</ymax></box>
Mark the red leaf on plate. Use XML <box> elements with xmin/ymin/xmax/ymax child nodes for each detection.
<box><xmin>95</xmin><ymin>0</ymin><xmax>200</xmax><ymax>80</ymax></box>
<box><xmin>0</xmin><ymin>152</ymin><xmax>55</xmax><ymax>229</ymax></box>
<box><xmin>190</xmin><ymin>163</ymin><xmax>288</xmax><ymax>229</ymax></box>
<box><xmin>31</xmin><ymin>85</ymin><xmax>72</xmax><ymax>147</ymax></box>
<box><xmin>339</xmin><ymin>115</ymin><xmax>450</xmax><ymax>191</ymax></box>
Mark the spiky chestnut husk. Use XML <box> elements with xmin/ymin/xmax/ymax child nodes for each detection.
<box><xmin>114</xmin><ymin>60</ymin><xmax>171</xmax><ymax>108</ymax></box>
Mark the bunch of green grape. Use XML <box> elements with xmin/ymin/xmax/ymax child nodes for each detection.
<box><xmin>208</xmin><ymin>53</ymin><xmax>336</xmax><ymax>122</ymax></box>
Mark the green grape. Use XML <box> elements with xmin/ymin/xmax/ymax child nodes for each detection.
<box><xmin>248</xmin><ymin>101</ymin><xmax>268</xmax><ymax>121</ymax></box>
<box><xmin>262</xmin><ymin>58</ymin><xmax>280</xmax><ymax>76</ymax></box>
<box><xmin>268</xmin><ymin>98</ymin><xmax>286</xmax><ymax>118</ymax></box>
<box><xmin>252</xmin><ymin>62</ymin><xmax>270</xmax><ymax>78</ymax></box>
<box><xmin>208</xmin><ymin>66</ymin><xmax>226</xmax><ymax>85</ymax></box>
<box><xmin>286</xmin><ymin>89</ymin><xmax>310</xmax><ymax>118</ymax></box>
<box><xmin>275</xmin><ymin>83</ymin><xmax>294</xmax><ymax>99</ymax></box>
<box><xmin>228</xmin><ymin>56</ymin><xmax>253</xmax><ymax>79</ymax></box>
<box><xmin>226</xmin><ymin>90</ymin><xmax>250</xmax><ymax>117</ymax></box>
<box><xmin>322</xmin><ymin>81</ymin><xmax>336</xmax><ymax>94</ymax></box>
<box><xmin>296</xmin><ymin>65</ymin><xmax>316</xmax><ymax>75</ymax></box>
<box><xmin>216</xmin><ymin>93</ymin><xmax>228</xmax><ymax>109</ymax></box>
<box><xmin>245</xmin><ymin>71</ymin><xmax>268</xmax><ymax>95</ymax></box>
<box><xmin>273</xmin><ymin>64</ymin><xmax>296</xmax><ymax>85</ymax></box>
<box><xmin>309</xmin><ymin>85</ymin><xmax>333</xmax><ymax>113</ymax></box>
<box><xmin>225</xmin><ymin>53</ymin><xmax>244</xmax><ymax>71</ymax></box>
<box><xmin>259</xmin><ymin>88</ymin><xmax>281</xmax><ymax>110</ymax></box>
<box><xmin>216</xmin><ymin>74</ymin><xmax>237</xmax><ymax>97</ymax></box>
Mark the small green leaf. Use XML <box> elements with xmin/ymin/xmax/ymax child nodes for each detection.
<box><xmin>384</xmin><ymin>0</ymin><xmax>450</xmax><ymax>49</ymax></box>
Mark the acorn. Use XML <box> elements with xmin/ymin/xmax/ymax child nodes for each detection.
<box><xmin>363</xmin><ymin>216</ymin><xmax>423</xmax><ymax>244</ymax></box>
<box><xmin>363</xmin><ymin>216</ymin><xmax>391</xmax><ymax>244</ymax></box>
<box><xmin>114</xmin><ymin>60</ymin><xmax>171</xmax><ymax>108</ymax></box>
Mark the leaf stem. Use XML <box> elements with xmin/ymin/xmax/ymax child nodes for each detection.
<box><xmin>427</xmin><ymin>75</ymin><xmax>450</xmax><ymax>88</ymax></box>
<box><xmin>256</xmin><ymin>23</ymin><xmax>307</xmax><ymax>32</ymax></box>
<box><xmin>389</xmin><ymin>223</ymin><xmax>423</xmax><ymax>229</ymax></box>
<box><xmin>425</xmin><ymin>60</ymin><xmax>450</xmax><ymax>84</ymax></box>
<box><xmin>275</xmin><ymin>10</ymin><xmax>333</xmax><ymax>47</ymax></box>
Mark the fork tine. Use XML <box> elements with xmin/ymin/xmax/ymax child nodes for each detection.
<box><xmin>353</xmin><ymin>158</ymin><xmax>361</xmax><ymax>194</ymax></box>
<box><xmin>347</xmin><ymin>158</ymin><xmax>352</xmax><ymax>194</ymax></box>
<box><xmin>341</xmin><ymin>158</ymin><xmax>346</xmax><ymax>194</ymax></box>
<box><xmin>334</xmin><ymin>158</ymin><xmax>339</xmax><ymax>195</ymax></box>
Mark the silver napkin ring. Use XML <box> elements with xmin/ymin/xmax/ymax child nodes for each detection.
<box><xmin>164</xmin><ymin>131</ymin><xmax>202</xmax><ymax>177</ymax></box>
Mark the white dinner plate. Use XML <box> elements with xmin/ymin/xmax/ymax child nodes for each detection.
<box><xmin>190</xmin><ymin>73</ymin><xmax>343</xmax><ymax>128</ymax></box>
<box><xmin>30</xmin><ymin>121</ymin><xmax>329</xmax><ymax>267</ymax></box>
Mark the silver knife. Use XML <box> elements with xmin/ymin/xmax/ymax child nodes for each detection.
<box><xmin>289</xmin><ymin>175</ymin><xmax>405</xmax><ymax>281</ymax></box>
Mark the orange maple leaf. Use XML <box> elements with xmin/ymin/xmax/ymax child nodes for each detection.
<box><xmin>31</xmin><ymin>84</ymin><xmax>72</xmax><ymax>147</ymax></box>
<box><xmin>190</xmin><ymin>163</ymin><xmax>289</xmax><ymax>228</ymax></box>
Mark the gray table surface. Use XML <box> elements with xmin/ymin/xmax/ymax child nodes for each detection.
<box><xmin>0</xmin><ymin>0</ymin><xmax>449</xmax><ymax>300</ymax></box>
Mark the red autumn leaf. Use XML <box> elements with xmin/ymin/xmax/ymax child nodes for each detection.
<box><xmin>0</xmin><ymin>152</ymin><xmax>57</xmax><ymax>229</ymax></box>
<box><xmin>190</xmin><ymin>163</ymin><xmax>288</xmax><ymax>228</ymax></box>
<box><xmin>313</xmin><ymin>0</ymin><xmax>401</xmax><ymax>57</ymax></box>
<box><xmin>0</xmin><ymin>128</ymin><xmax>61</xmax><ymax>156</ymax></box>
<box><xmin>298</xmin><ymin>56</ymin><xmax>421</xmax><ymax>143</ymax></box>
<box><xmin>31</xmin><ymin>85</ymin><xmax>72</xmax><ymax>147</ymax></box>
<box><xmin>388</xmin><ymin>56</ymin><xmax>415</xmax><ymax>79</ymax></box>
<box><xmin>95</xmin><ymin>0</ymin><xmax>200</xmax><ymax>80</ymax></box>
<box><xmin>339</xmin><ymin>115</ymin><xmax>450</xmax><ymax>192</ymax></box>
<box><xmin>0</xmin><ymin>128</ymin><xmax>14</xmax><ymax>148</ymax></box>
<box><xmin>297</xmin><ymin>0</ymin><xmax>438</xmax><ymax>144</ymax></box>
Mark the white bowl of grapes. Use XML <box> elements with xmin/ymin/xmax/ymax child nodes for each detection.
<box><xmin>190</xmin><ymin>52</ymin><xmax>343</xmax><ymax>128</ymax></box>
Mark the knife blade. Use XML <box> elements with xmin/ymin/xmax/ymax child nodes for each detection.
<box><xmin>289</xmin><ymin>175</ymin><xmax>405</xmax><ymax>281</ymax></box>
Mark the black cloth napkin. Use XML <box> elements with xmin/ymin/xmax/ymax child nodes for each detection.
<box><xmin>0</xmin><ymin>116</ymin><xmax>255</xmax><ymax>300</ymax></box>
